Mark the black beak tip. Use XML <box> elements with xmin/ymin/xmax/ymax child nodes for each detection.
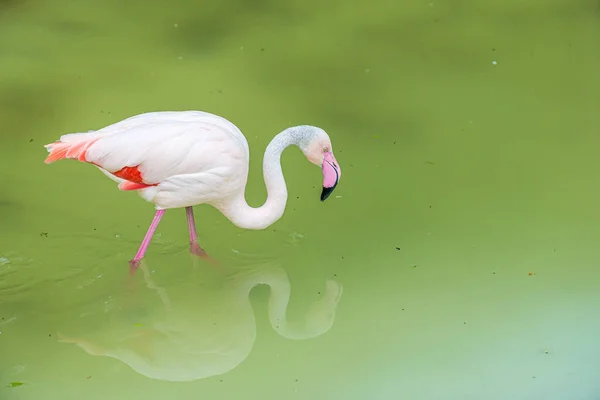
<box><xmin>320</xmin><ymin>184</ymin><xmax>336</xmax><ymax>202</ymax></box>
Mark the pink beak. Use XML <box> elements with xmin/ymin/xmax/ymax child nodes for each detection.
<box><xmin>321</xmin><ymin>152</ymin><xmax>341</xmax><ymax>201</ymax></box>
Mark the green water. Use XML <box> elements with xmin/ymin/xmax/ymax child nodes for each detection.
<box><xmin>1</xmin><ymin>0</ymin><xmax>600</xmax><ymax>399</ymax></box>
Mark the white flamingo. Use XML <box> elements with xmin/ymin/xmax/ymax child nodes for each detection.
<box><xmin>43</xmin><ymin>111</ymin><xmax>342</xmax><ymax>271</ymax></box>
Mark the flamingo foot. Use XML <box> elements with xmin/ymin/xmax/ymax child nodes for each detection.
<box><xmin>190</xmin><ymin>240</ymin><xmax>218</xmax><ymax>265</ymax></box>
<box><xmin>129</xmin><ymin>259</ymin><xmax>142</xmax><ymax>275</ymax></box>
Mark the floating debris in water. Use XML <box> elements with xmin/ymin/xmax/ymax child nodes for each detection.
<box><xmin>287</xmin><ymin>232</ymin><xmax>306</xmax><ymax>246</ymax></box>
<box><xmin>6</xmin><ymin>382</ymin><xmax>24</xmax><ymax>388</ymax></box>
<box><xmin>335</xmin><ymin>195</ymin><xmax>342</xmax><ymax>199</ymax></box>
<box><xmin>115</xmin><ymin>234</ymin><xmax>121</xmax><ymax>238</ymax></box>
<box><xmin>174</xmin><ymin>23</ymin><xmax>178</xmax><ymax>28</ymax></box>
<box><xmin>492</xmin><ymin>60</ymin><xmax>497</xmax><ymax>65</ymax></box>
<box><xmin>0</xmin><ymin>257</ymin><xmax>10</xmax><ymax>266</ymax></box>
<box><xmin>0</xmin><ymin>316</ymin><xmax>17</xmax><ymax>325</ymax></box>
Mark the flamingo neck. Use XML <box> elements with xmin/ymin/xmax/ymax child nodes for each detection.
<box><xmin>216</xmin><ymin>127</ymin><xmax>304</xmax><ymax>230</ymax></box>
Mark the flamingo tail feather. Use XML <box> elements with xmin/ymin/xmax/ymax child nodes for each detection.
<box><xmin>44</xmin><ymin>136</ymin><xmax>99</xmax><ymax>164</ymax></box>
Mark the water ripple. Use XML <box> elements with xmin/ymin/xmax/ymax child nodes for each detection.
<box><xmin>0</xmin><ymin>253</ymin><xmax>34</xmax><ymax>298</ymax></box>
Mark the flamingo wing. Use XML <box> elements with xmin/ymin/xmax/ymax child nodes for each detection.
<box><xmin>44</xmin><ymin>111</ymin><xmax>249</xmax><ymax>190</ymax></box>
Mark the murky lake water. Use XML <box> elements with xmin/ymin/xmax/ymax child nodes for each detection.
<box><xmin>1</xmin><ymin>0</ymin><xmax>600</xmax><ymax>399</ymax></box>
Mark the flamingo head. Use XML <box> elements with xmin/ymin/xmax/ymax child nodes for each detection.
<box><xmin>299</xmin><ymin>127</ymin><xmax>342</xmax><ymax>202</ymax></box>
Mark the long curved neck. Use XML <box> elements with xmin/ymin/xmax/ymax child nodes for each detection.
<box><xmin>217</xmin><ymin>127</ymin><xmax>301</xmax><ymax>230</ymax></box>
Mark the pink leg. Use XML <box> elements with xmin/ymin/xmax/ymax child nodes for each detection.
<box><xmin>129</xmin><ymin>209</ymin><xmax>165</xmax><ymax>273</ymax></box>
<box><xmin>185</xmin><ymin>206</ymin><xmax>197</xmax><ymax>244</ymax></box>
<box><xmin>185</xmin><ymin>206</ymin><xmax>217</xmax><ymax>264</ymax></box>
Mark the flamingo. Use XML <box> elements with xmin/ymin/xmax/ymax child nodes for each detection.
<box><xmin>43</xmin><ymin>111</ymin><xmax>342</xmax><ymax>271</ymax></box>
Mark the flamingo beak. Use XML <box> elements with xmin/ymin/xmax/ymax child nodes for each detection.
<box><xmin>320</xmin><ymin>152</ymin><xmax>341</xmax><ymax>201</ymax></box>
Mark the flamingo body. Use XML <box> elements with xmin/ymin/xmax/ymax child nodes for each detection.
<box><xmin>46</xmin><ymin>111</ymin><xmax>250</xmax><ymax>209</ymax></box>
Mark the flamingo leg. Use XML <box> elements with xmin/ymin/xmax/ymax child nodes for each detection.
<box><xmin>129</xmin><ymin>209</ymin><xmax>165</xmax><ymax>273</ymax></box>
<box><xmin>185</xmin><ymin>206</ymin><xmax>217</xmax><ymax>264</ymax></box>
<box><xmin>185</xmin><ymin>206</ymin><xmax>198</xmax><ymax>244</ymax></box>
